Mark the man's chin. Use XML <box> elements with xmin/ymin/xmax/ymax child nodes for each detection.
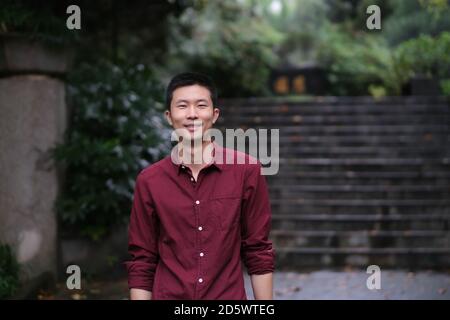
<box><xmin>182</xmin><ymin>132</ymin><xmax>204</xmax><ymax>143</ymax></box>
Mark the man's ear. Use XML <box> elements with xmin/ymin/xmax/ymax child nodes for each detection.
<box><xmin>165</xmin><ymin>110</ymin><xmax>173</xmax><ymax>126</ymax></box>
<box><xmin>212</xmin><ymin>107</ymin><xmax>220</xmax><ymax>124</ymax></box>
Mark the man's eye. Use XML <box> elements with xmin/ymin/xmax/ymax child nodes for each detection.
<box><xmin>198</xmin><ymin>105</ymin><xmax>207</xmax><ymax>108</ymax></box>
<box><xmin>177</xmin><ymin>105</ymin><xmax>187</xmax><ymax>108</ymax></box>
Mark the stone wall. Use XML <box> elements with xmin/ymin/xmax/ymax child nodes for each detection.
<box><xmin>0</xmin><ymin>36</ymin><xmax>69</xmax><ymax>290</ymax></box>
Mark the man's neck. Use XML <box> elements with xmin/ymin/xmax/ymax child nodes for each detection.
<box><xmin>180</xmin><ymin>140</ymin><xmax>214</xmax><ymax>169</ymax></box>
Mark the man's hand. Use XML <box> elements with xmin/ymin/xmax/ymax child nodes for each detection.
<box><xmin>130</xmin><ymin>288</ymin><xmax>152</xmax><ymax>300</ymax></box>
<box><xmin>250</xmin><ymin>273</ymin><xmax>273</xmax><ymax>300</ymax></box>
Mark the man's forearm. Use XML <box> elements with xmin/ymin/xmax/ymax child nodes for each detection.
<box><xmin>130</xmin><ymin>288</ymin><xmax>152</xmax><ymax>300</ymax></box>
<box><xmin>250</xmin><ymin>273</ymin><xmax>273</xmax><ymax>300</ymax></box>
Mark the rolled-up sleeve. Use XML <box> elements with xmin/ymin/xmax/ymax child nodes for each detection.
<box><xmin>124</xmin><ymin>172</ymin><xmax>159</xmax><ymax>291</ymax></box>
<box><xmin>240</xmin><ymin>163</ymin><xmax>275</xmax><ymax>275</ymax></box>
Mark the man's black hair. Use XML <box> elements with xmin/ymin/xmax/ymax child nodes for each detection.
<box><xmin>165</xmin><ymin>72</ymin><xmax>218</xmax><ymax>110</ymax></box>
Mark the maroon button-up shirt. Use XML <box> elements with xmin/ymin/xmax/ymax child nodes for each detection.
<box><xmin>125</xmin><ymin>144</ymin><xmax>275</xmax><ymax>300</ymax></box>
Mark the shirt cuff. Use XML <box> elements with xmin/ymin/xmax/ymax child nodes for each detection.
<box><xmin>124</xmin><ymin>261</ymin><xmax>155</xmax><ymax>291</ymax></box>
<box><xmin>244</xmin><ymin>248</ymin><xmax>275</xmax><ymax>275</ymax></box>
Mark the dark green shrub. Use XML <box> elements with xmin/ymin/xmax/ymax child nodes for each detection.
<box><xmin>0</xmin><ymin>0</ymin><xmax>78</xmax><ymax>46</ymax></box>
<box><xmin>395</xmin><ymin>31</ymin><xmax>450</xmax><ymax>80</ymax></box>
<box><xmin>0</xmin><ymin>244</ymin><xmax>20</xmax><ymax>299</ymax></box>
<box><xmin>165</xmin><ymin>0</ymin><xmax>283</xmax><ymax>98</ymax></box>
<box><xmin>317</xmin><ymin>25</ymin><xmax>399</xmax><ymax>95</ymax></box>
<box><xmin>53</xmin><ymin>61</ymin><xmax>171</xmax><ymax>240</ymax></box>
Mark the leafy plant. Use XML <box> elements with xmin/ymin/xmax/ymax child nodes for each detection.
<box><xmin>0</xmin><ymin>244</ymin><xmax>20</xmax><ymax>299</ymax></box>
<box><xmin>395</xmin><ymin>31</ymin><xmax>450</xmax><ymax>80</ymax></box>
<box><xmin>440</xmin><ymin>79</ymin><xmax>450</xmax><ymax>96</ymax></box>
<box><xmin>383</xmin><ymin>0</ymin><xmax>450</xmax><ymax>45</ymax></box>
<box><xmin>53</xmin><ymin>61</ymin><xmax>171</xmax><ymax>240</ymax></box>
<box><xmin>316</xmin><ymin>24</ymin><xmax>401</xmax><ymax>95</ymax></box>
<box><xmin>165</xmin><ymin>0</ymin><xmax>284</xmax><ymax>98</ymax></box>
<box><xmin>0</xmin><ymin>0</ymin><xmax>78</xmax><ymax>46</ymax></box>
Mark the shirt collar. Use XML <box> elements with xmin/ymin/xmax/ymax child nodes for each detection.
<box><xmin>171</xmin><ymin>141</ymin><xmax>224</xmax><ymax>175</ymax></box>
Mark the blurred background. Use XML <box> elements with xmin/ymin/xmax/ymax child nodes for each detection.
<box><xmin>0</xmin><ymin>0</ymin><xmax>449</xmax><ymax>299</ymax></box>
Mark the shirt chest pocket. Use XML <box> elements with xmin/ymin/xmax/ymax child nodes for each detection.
<box><xmin>209</xmin><ymin>197</ymin><xmax>241</xmax><ymax>231</ymax></box>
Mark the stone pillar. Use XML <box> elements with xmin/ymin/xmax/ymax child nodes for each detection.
<box><xmin>0</xmin><ymin>34</ymin><xmax>70</xmax><ymax>288</ymax></box>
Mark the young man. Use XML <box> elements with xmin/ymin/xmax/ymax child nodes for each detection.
<box><xmin>125</xmin><ymin>72</ymin><xmax>275</xmax><ymax>300</ymax></box>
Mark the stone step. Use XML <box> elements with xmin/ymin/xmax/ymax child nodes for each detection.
<box><xmin>273</xmin><ymin>151</ymin><xmax>449</xmax><ymax>159</ymax></box>
<box><xmin>218</xmin><ymin>124</ymin><xmax>450</xmax><ymax>135</ymax></box>
<box><xmin>271</xmin><ymin>213</ymin><xmax>450</xmax><ymax>221</ymax></box>
<box><xmin>219</xmin><ymin>95</ymin><xmax>449</xmax><ymax>107</ymax></box>
<box><xmin>268</xmin><ymin>184</ymin><xmax>450</xmax><ymax>192</ymax></box>
<box><xmin>267</xmin><ymin>179</ymin><xmax>450</xmax><ymax>189</ymax></box>
<box><xmin>274</xmin><ymin>145</ymin><xmax>449</xmax><ymax>155</ymax></box>
<box><xmin>270</xmin><ymin>230</ymin><xmax>450</xmax><ymax>248</ymax></box>
<box><xmin>264</xmin><ymin>170</ymin><xmax>450</xmax><ymax>179</ymax></box>
<box><xmin>269</xmin><ymin>187</ymin><xmax>449</xmax><ymax>199</ymax></box>
<box><xmin>275</xmin><ymin>135</ymin><xmax>450</xmax><ymax>145</ymax></box>
<box><xmin>271</xmin><ymin>214</ymin><xmax>449</xmax><ymax>231</ymax></box>
<box><xmin>221</xmin><ymin>104</ymin><xmax>450</xmax><ymax>115</ymax></box>
<box><xmin>270</xmin><ymin>199</ymin><xmax>450</xmax><ymax>206</ymax></box>
<box><xmin>267</xmin><ymin>158</ymin><xmax>450</xmax><ymax>166</ymax></box>
<box><xmin>271</xmin><ymin>205</ymin><xmax>450</xmax><ymax>216</ymax></box>
<box><xmin>270</xmin><ymin>200</ymin><xmax>450</xmax><ymax>215</ymax></box>
<box><xmin>268</xmin><ymin>167</ymin><xmax>450</xmax><ymax>178</ymax></box>
<box><xmin>218</xmin><ymin>114</ymin><xmax>449</xmax><ymax>126</ymax></box>
<box><xmin>274</xmin><ymin>247</ymin><xmax>450</xmax><ymax>268</ymax></box>
<box><xmin>268</xmin><ymin>185</ymin><xmax>450</xmax><ymax>199</ymax></box>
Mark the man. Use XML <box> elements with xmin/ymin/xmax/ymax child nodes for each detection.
<box><xmin>125</xmin><ymin>72</ymin><xmax>275</xmax><ymax>300</ymax></box>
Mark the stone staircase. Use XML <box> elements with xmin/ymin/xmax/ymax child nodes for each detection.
<box><xmin>217</xmin><ymin>96</ymin><xmax>450</xmax><ymax>269</ymax></box>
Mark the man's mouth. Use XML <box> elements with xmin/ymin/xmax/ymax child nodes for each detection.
<box><xmin>184</xmin><ymin>124</ymin><xmax>202</xmax><ymax>132</ymax></box>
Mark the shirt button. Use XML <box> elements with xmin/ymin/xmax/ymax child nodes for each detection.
<box><xmin>198</xmin><ymin>278</ymin><xmax>203</xmax><ymax>283</ymax></box>
<box><xmin>190</xmin><ymin>177</ymin><xmax>194</xmax><ymax>182</ymax></box>
<box><xmin>198</xmin><ymin>226</ymin><xmax>203</xmax><ymax>231</ymax></box>
<box><xmin>181</xmin><ymin>165</ymin><xmax>185</xmax><ymax>169</ymax></box>
<box><xmin>195</xmin><ymin>200</ymin><xmax>200</xmax><ymax>205</ymax></box>
<box><xmin>199</xmin><ymin>252</ymin><xmax>204</xmax><ymax>257</ymax></box>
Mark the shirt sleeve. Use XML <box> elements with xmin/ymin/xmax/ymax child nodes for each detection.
<box><xmin>240</xmin><ymin>162</ymin><xmax>275</xmax><ymax>275</ymax></box>
<box><xmin>124</xmin><ymin>171</ymin><xmax>159</xmax><ymax>292</ymax></box>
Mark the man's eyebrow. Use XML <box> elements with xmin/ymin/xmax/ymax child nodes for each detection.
<box><xmin>175</xmin><ymin>99</ymin><xmax>209</xmax><ymax>104</ymax></box>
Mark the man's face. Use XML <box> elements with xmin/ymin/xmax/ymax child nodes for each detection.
<box><xmin>165</xmin><ymin>84</ymin><xmax>219</xmax><ymax>141</ymax></box>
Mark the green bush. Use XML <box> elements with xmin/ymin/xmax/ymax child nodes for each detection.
<box><xmin>383</xmin><ymin>0</ymin><xmax>450</xmax><ymax>46</ymax></box>
<box><xmin>317</xmin><ymin>24</ymin><xmax>402</xmax><ymax>96</ymax></box>
<box><xmin>53</xmin><ymin>61</ymin><xmax>171</xmax><ymax>240</ymax></box>
<box><xmin>165</xmin><ymin>0</ymin><xmax>283</xmax><ymax>98</ymax></box>
<box><xmin>395</xmin><ymin>31</ymin><xmax>450</xmax><ymax>80</ymax></box>
<box><xmin>0</xmin><ymin>244</ymin><xmax>20</xmax><ymax>299</ymax></box>
<box><xmin>440</xmin><ymin>79</ymin><xmax>450</xmax><ymax>96</ymax></box>
<box><xmin>0</xmin><ymin>1</ymin><xmax>78</xmax><ymax>46</ymax></box>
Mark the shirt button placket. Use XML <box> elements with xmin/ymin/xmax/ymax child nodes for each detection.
<box><xmin>195</xmin><ymin>199</ymin><xmax>203</xmax><ymax>296</ymax></box>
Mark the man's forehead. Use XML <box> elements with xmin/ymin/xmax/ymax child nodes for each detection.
<box><xmin>173</xmin><ymin>84</ymin><xmax>211</xmax><ymax>99</ymax></box>
<box><xmin>173</xmin><ymin>85</ymin><xmax>211</xmax><ymax>100</ymax></box>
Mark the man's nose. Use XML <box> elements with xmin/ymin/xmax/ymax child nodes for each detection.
<box><xmin>186</xmin><ymin>105</ymin><xmax>198</xmax><ymax>119</ymax></box>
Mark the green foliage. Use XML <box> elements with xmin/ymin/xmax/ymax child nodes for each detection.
<box><xmin>53</xmin><ymin>61</ymin><xmax>171</xmax><ymax>240</ymax></box>
<box><xmin>0</xmin><ymin>0</ymin><xmax>78</xmax><ymax>46</ymax></box>
<box><xmin>395</xmin><ymin>32</ymin><xmax>450</xmax><ymax>79</ymax></box>
<box><xmin>166</xmin><ymin>0</ymin><xmax>284</xmax><ymax>98</ymax></box>
<box><xmin>441</xmin><ymin>79</ymin><xmax>450</xmax><ymax>96</ymax></box>
<box><xmin>383</xmin><ymin>0</ymin><xmax>450</xmax><ymax>45</ymax></box>
<box><xmin>0</xmin><ymin>244</ymin><xmax>20</xmax><ymax>299</ymax></box>
<box><xmin>272</xmin><ymin>0</ymin><xmax>329</xmax><ymax>66</ymax></box>
<box><xmin>317</xmin><ymin>23</ymin><xmax>450</xmax><ymax>96</ymax></box>
<box><xmin>316</xmin><ymin>24</ymin><xmax>401</xmax><ymax>95</ymax></box>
